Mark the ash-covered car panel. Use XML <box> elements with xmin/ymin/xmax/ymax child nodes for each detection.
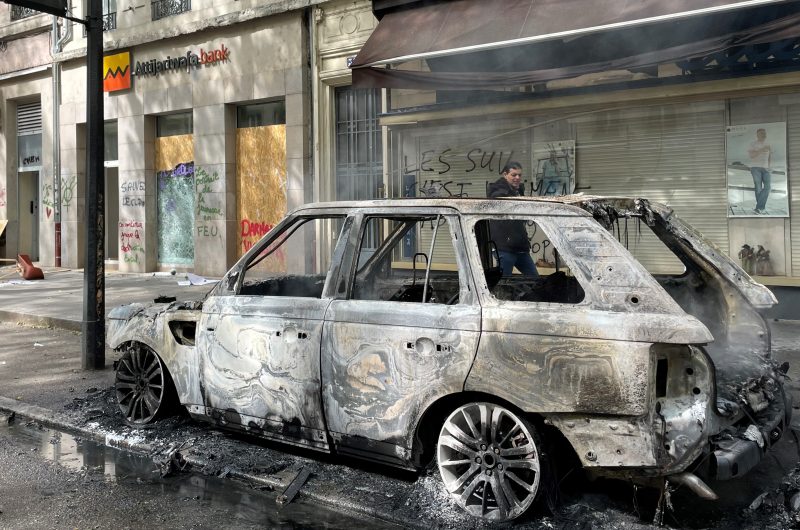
<box><xmin>321</xmin><ymin>301</ymin><xmax>481</xmax><ymax>465</ymax></box>
<box><xmin>106</xmin><ymin>197</ymin><xmax>789</xmax><ymax>522</ymax></box>
<box><xmin>197</xmin><ymin>294</ymin><xmax>330</xmax><ymax>450</ymax></box>
<box><xmin>107</xmin><ymin>301</ymin><xmax>204</xmax><ymax>407</ymax></box>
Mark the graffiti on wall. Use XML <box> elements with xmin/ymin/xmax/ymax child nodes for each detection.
<box><xmin>236</xmin><ymin>124</ymin><xmax>286</xmax><ymax>267</ymax></box>
<box><xmin>41</xmin><ymin>176</ymin><xmax>78</xmax><ymax>219</ymax></box>
<box><xmin>120</xmin><ymin>220</ymin><xmax>144</xmax><ymax>264</ymax></box>
<box><xmin>121</xmin><ymin>180</ymin><xmax>146</xmax><ymax>208</ymax></box>
<box><xmin>417</xmin><ymin>147</ymin><xmax>517</xmax><ymax>176</ymax></box>
<box><xmin>240</xmin><ymin>219</ymin><xmax>273</xmax><ymax>252</ymax></box>
<box><xmin>195</xmin><ymin>167</ymin><xmax>224</xmax><ymax>239</ymax></box>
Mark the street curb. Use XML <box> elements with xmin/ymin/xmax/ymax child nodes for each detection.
<box><xmin>0</xmin><ymin>310</ymin><xmax>81</xmax><ymax>332</ymax></box>
<box><xmin>0</xmin><ymin>396</ymin><xmax>418</xmax><ymax>529</ymax></box>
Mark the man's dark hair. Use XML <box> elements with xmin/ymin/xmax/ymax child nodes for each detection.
<box><xmin>501</xmin><ymin>161</ymin><xmax>522</xmax><ymax>174</ymax></box>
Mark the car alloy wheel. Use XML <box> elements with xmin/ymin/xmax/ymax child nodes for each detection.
<box><xmin>115</xmin><ymin>344</ymin><xmax>171</xmax><ymax>425</ymax></box>
<box><xmin>437</xmin><ymin>402</ymin><xmax>543</xmax><ymax>522</ymax></box>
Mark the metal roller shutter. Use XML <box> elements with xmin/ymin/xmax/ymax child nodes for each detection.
<box><xmin>575</xmin><ymin>102</ymin><xmax>727</xmax><ymax>274</ymax></box>
<box><xmin>787</xmin><ymin>105</ymin><xmax>800</xmax><ymax>277</ymax></box>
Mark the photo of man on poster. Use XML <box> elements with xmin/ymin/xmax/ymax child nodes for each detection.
<box><xmin>726</xmin><ymin>122</ymin><xmax>788</xmax><ymax>217</ymax></box>
<box><xmin>533</xmin><ymin>141</ymin><xmax>575</xmax><ymax>196</ymax></box>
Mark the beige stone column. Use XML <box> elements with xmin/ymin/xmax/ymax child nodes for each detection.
<box><xmin>193</xmin><ymin>103</ymin><xmax>235</xmax><ymax>277</ymax></box>
<box><xmin>117</xmin><ymin>114</ymin><xmax>156</xmax><ymax>272</ymax></box>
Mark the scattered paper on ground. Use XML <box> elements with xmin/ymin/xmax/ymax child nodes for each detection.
<box><xmin>178</xmin><ymin>273</ymin><xmax>219</xmax><ymax>286</ymax></box>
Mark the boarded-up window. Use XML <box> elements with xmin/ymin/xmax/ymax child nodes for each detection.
<box><xmin>236</xmin><ymin>101</ymin><xmax>286</xmax><ymax>257</ymax></box>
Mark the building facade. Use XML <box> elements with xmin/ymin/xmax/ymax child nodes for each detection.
<box><xmin>3</xmin><ymin>0</ymin><xmax>800</xmax><ymax>307</ymax></box>
<box><xmin>0</xmin><ymin>0</ymin><xmax>323</xmax><ymax>277</ymax></box>
<box><xmin>345</xmin><ymin>0</ymin><xmax>800</xmax><ymax>310</ymax></box>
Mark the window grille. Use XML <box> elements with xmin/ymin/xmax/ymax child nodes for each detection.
<box><xmin>151</xmin><ymin>0</ymin><xmax>191</xmax><ymax>21</ymax></box>
<box><xmin>10</xmin><ymin>5</ymin><xmax>38</xmax><ymax>20</ymax></box>
<box><xmin>334</xmin><ymin>87</ymin><xmax>383</xmax><ymax>202</ymax></box>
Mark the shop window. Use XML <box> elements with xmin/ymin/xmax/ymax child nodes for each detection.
<box><xmin>157</xmin><ymin>112</ymin><xmax>192</xmax><ymax>137</ymax></box>
<box><xmin>335</xmin><ymin>86</ymin><xmax>383</xmax><ymax>201</ymax></box>
<box><xmin>155</xmin><ymin>112</ymin><xmax>194</xmax><ymax>265</ymax></box>
<box><xmin>473</xmin><ymin>218</ymin><xmax>585</xmax><ymax>304</ymax></box>
<box><xmin>237</xmin><ymin>101</ymin><xmax>286</xmax><ymax>128</ymax></box>
<box><xmin>17</xmin><ymin>101</ymin><xmax>42</xmax><ymax>172</ymax></box>
<box><xmin>352</xmin><ymin>216</ymin><xmax>461</xmax><ymax>305</ymax></box>
<box><xmin>240</xmin><ymin>216</ymin><xmax>346</xmax><ymax>298</ymax></box>
<box><xmin>104</xmin><ymin>120</ymin><xmax>118</xmax><ymax>165</ymax></box>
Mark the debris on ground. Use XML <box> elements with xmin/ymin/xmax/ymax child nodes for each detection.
<box><xmin>52</xmin><ymin>383</ymin><xmax>800</xmax><ymax>529</ymax></box>
<box><xmin>153</xmin><ymin>442</ymin><xmax>190</xmax><ymax>478</ymax></box>
<box><xmin>276</xmin><ymin>467</ymin><xmax>311</xmax><ymax>506</ymax></box>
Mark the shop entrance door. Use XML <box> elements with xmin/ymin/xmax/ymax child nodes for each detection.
<box><xmin>18</xmin><ymin>171</ymin><xmax>39</xmax><ymax>260</ymax></box>
<box><xmin>105</xmin><ymin>167</ymin><xmax>119</xmax><ymax>261</ymax></box>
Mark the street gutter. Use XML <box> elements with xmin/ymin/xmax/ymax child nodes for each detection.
<box><xmin>0</xmin><ymin>396</ymin><xmax>416</xmax><ymax>529</ymax></box>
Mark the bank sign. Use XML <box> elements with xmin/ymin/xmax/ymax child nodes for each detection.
<box><xmin>134</xmin><ymin>44</ymin><xmax>231</xmax><ymax>78</ymax></box>
<box><xmin>103</xmin><ymin>44</ymin><xmax>231</xmax><ymax>92</ymax></box>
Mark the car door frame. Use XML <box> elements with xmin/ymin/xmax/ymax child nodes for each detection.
<box><xmin>320</xmin><ymin>206</ymin><xmax>482</xmax><ymax>468</ymax></box>
<box><xmin>197</xmin><ymin>210</ymin><xmax>354</xmax><ymax>452</ymax></box>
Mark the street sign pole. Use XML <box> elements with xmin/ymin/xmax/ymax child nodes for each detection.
<box><xmin>82</xmin><ymin>0</ymin><xmax>105</xmax><ymax>369</ymax></box>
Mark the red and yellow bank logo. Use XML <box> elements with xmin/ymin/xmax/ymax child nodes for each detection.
<box><xmin>103</xmin><ymin>51</ymin><xmax>131</xmax><ymax>92</ymax></box>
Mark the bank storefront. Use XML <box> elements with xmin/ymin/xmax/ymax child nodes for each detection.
<box><xmin>55</xmin><ymin>13</ymin><xmax>310</xmax><ymax>277</ymax></box>
<box><xmin>349</xmin><ymin>0</ymin><xmax>800</xmax><ymax>309</ymax></box>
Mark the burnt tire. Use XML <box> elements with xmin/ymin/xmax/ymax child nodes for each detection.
<box><xmin>115</xmin><ymin>344</ymin><xmax>177</xmax><ymax>425</ymax></box>
<box><xmin>436</xmin><ymin>402</ymin><xmax>547</xmax><ymax>522</ymax></box>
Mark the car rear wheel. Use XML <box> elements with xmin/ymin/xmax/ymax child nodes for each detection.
<box><xmin>115</xmin><ymin>344</ymin><xmax>175</xmax><ymax>425</ymax></box>
<box><xmin>436</xmin><ymin>402</ymin><xmax>545</xmax><ymax>522</ymax></box>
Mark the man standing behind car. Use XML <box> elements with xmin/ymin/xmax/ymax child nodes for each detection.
<box><xmin>487</xmin><ymin>162</ymin><xmax>538</xmax><ymax>276</ymax></box>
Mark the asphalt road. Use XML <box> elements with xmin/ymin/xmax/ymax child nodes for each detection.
<box><xmin>0</xmin><ymin>319</ymin><xmax>798</xmax><ymax>528</ymax></box>
<box><xmin>0</xmin><ymin>415</ymin><xmax>395</xmax><ymax>529</ymax></box>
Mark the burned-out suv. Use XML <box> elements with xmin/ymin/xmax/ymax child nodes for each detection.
<box><xmin>107</xmin><ymin>197</ymin><xmax>789</xmax><ymax>522</ymax></box>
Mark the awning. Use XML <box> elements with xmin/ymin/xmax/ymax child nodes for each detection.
<box><xmin>351</xmin><ymin>0</ymin><xmax>800</xmax><ymax>90</ymax></box>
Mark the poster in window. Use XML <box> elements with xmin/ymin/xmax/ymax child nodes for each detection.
<box><xmin>532</xmin><ymin>141</ymin><xmax>575</xmax><ymax>196</ymax></box>
<box><xmin>726</xmin><ymin>122</ymin><xmax>788</xmax><ymax>218</ymax></box>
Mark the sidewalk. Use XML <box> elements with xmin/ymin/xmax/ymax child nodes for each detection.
<box><xmin>0</xmin><ymin>265</ymin><xmax>216</xmax><ymax>412</ymax></box>
<box><xmin>0</xmin><ymin>266</ymin><xmax>214</xmax><ymax>330</ymax></box>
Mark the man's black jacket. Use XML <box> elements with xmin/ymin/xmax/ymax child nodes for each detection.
<box><xmin>487</xmin><ymin>177</ymin><xmax>530</xmax><ymax>253</ymax></box>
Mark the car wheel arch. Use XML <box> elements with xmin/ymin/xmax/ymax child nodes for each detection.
<box><xmin>115</xmin><ymin>340</ymin><xmax>181</xmax><ymax>424</ymax></box>
<box><xmin>412</xmin><ymin>391</ymin><xmax>559</xmax><ymax>469</ymax></box>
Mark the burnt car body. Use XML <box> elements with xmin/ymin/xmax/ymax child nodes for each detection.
<box><xmin>107</xmin><ymin>197</ymin><xmax>789</xmax><ymax>522</ymax></box>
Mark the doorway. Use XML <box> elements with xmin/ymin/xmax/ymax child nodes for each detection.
<box><xmin>18</xmin><ymin>171</ymin><xmax>39</xmax><ymax>261</ymax></box>
<box><xmin>105</xmin><ymin>167</ymin><xmax>119</xmax><ymax>261</ymax></box>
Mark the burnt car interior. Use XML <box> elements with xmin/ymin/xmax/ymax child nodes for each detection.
<box><xmin>475</xmin><ymin>218</ymin><xmax>585</xmax><ymax>304</ymax></box>
<box><xmin>352</xmin><ymin>215</ymin><xmax>462</xmax><ymax>304</ymax></box>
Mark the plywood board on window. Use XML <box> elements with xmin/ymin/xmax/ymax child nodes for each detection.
<box><xmin>236</xmin><ymin>125</ymin><xmax>287</xmax><ymax>269</ymax></box>
<box><xmin>155</xmin><ymin>134</ymin><xmax>194</xmax><ymax>172</ymax></box>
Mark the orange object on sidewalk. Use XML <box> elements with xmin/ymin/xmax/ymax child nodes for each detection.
<box><xmin>16</xmin><ymin>254</ymin><xmax>44</xmax><ymax>280</ymax></box>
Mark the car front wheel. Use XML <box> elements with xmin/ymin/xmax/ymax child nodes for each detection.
<box><xmin>436</xmin><ymin>402</ymin><xmax>546</xmax><ymax>522</ymax></box>
<box><xmin>115</xmin><ymin>344</ymin><xmax>176</xmax><ymax>425</ymax></box>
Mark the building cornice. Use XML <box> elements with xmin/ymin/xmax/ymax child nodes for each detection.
<box><xmin>52</xmin><ymin>0</ymin><xmax>327</xmax><ymax>63</ymax></box>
